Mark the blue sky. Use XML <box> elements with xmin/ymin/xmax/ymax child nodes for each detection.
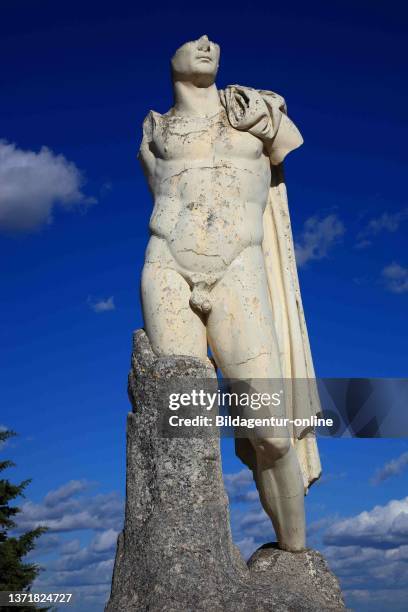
<box><xmin>0</xmin><ymin>1</ymin><xmax>407</xmax><ymax>610</ymax></box>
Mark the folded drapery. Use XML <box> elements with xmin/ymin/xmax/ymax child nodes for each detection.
<box><xmin>220</xmin><ymin>84</ymin><xmax>322</xmax><ymax>491</ymax></box>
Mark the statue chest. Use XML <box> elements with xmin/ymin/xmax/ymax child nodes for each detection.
<box><xmin>151</xmin><ymin>110</ymin><xmax>265</xmax><ymax>163</ymax></box>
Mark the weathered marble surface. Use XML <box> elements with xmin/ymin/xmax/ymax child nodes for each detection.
<box><xmin>138</xmin><ymin>34</ymin><xmax>322</xmax><ymax>552</ymax></box>
<box><xmin>105</xmin><ymin>330</ymin><xmax>344</xmax><ymax>612</ymax></box>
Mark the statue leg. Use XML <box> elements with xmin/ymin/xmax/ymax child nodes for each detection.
<box><xmin>207</xmin><ymin>246</ymin><xmax>306</xmax><ymax>552</ymax></box>
<box><xmin>141</xmin><ymin>261</ymin><xmax>207</xmax><ymax>359</ymax></box>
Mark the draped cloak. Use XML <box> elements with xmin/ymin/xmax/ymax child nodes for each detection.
<box><xmin>219</xmin><ymin>85</ymin><xmax>322</xmax><ymax>491</ymax></box>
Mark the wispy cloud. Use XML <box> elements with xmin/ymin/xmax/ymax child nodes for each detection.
<box><xmin>87</xmin><ymin>296</ymin><xmax>115</xmax><ymax>313</ymax></box>
<box><xmin>321</xmin><ymin>497</ymin><xmax>408</xmax><ymax>610</ymax></box>
<box><xmin>322</xmin><ymin>497</ymin><xmax>408</xmax><ymax>612</ymax></box>
<box><xmin>22</xmin><ymin>473</ymin><xmax>408</xmax><ymax>611</ymax></box>
<box><xmin>224</xmin><ymin>469</ymin><xmax>258</xmax><ymax>503</ymax></box>
<box><xmin>371</xmin><ymin>452</ymin><xmax>408</xmax><ymax>485</ymax></box>
<box><xmin>0</xmin><ymin>140</ymin><xmax>95</xmax><ymax>233</ymax></box>
<box><xmin>16</xmin><ymin>479</ymin><xmax>123</xmax><ymax>534</ymax></box>
<box><xmin>237</xmin><ymin>508</ymin><xmax>272</xmax><ymax>540</ymax></box>
<box><xmin>223</xmin><ymin>468</ymin><xmax>273</xmax><ymax>558</ymax></box>
<box><xmin>17</xmin><ymin>479</ymin><xmax>123</xmax><ymax>611</ymax></box>
<box><xmin>356</xmin><ymin>209</ymin><xmax>408</xmax><ymax>248</ymax></box>
<box><xmin>44</xmin><ymin>480</ymin><xmax>91</xmax><ymax>507</ymax></box>
<box><xmin>344</xmin><ymin>588</ymin><xmax>408</xmax><ymax>612</ymax></box>
<box><xmin>51</xmin><ymin>530</ymin><xmax>119</xmax><ymax>573</ymax></box>
<box><xmin>381</xmin><ymin>262</ymin><xmax>408</xmax><ymax>294</ymax></box>
<box><xmin>295</xmin><ymin>214</ymin><xmax>345</xmax><ymax>267</ymax></box>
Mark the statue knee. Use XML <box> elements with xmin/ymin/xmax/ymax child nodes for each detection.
<box><xmin>253</xmin><ymin>436</ymin><xmax>291</xmax><ymax>462</ymax></box>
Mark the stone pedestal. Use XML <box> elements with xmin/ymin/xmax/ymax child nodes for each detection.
<box><xmin>106</xmin><ymin>330</ymin><xmax>345</xmax><ymax>612</ymax></box>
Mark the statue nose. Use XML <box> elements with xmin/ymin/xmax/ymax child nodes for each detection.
<box><xmin>197</xmin><ymin>34</ymin><xmax>210</xmax><ymax>51</ymax></box>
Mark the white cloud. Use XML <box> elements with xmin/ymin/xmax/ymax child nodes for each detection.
<box><xmin>0</xmin><ymin>140</ymin><xmax>95</xmax><ymax>232</ymax></box>
<box><xmin>355</xmin><ymin>239</ymin><xmax>372</xmax><ymax>250</ymax></box>
<box><xmin>31</xmin><ymin>533</ymin><xmax>116</xmax><ymax>610</ymax></box>
<box><xmin>371</xmin><ymin>452</ymin><xmax>408</xmax><ymax>485</ymax></box>
<box><xmin>44</xmin><ymin>480</ymin><xmax>90</xmax><ymax>507</ymax></box>
<box><xmin>324</xmin><ymin>543</ymin><xmax>408</xmax><ymax>610</ymax></box>
<box><xmin>236</xmin><ymin>508</ymin><xmax>273</xmax><ymax>541</ymax></box>
<box><xmin>37</xmin><ymin>558</ymin><xmax>114</xmax><ymax>588</ymax></box>
<box><xmin>19</xmin><ymin>473</ymin><xmax>408</xmax><ymax>612</ymax></box>
<box><xmin>87</xmin><ymin>296</ymin><xmax>115</xmax><ymax>313</ymax></box>
<box><xmin>382</xmin><ymin>262</ymin><xmax>408</xmax><ymax>294</ymax></box>
<box><xmin>367</xmin><ymin>211</ymin><xmax>406</xmax><ymax>234</ymax></box>
<box><xmin>32</xmin><ymin>580</ymin><xmax>113</xmax><ymax>612</ymax></box>
<box><xmin>356</xmin><ymin>209</ymin><xmax>408</xmax><ymax>248</ymax></box>
<box><xmin>320</xmin><ymin>498</ymin><xmax>408</xmax><ymax>610</ymax></box>
<box><xmin>29</xmin><ymin>532</ymin><xmax>61</xmax><ymax>553</ymax></box>
<box><xmin>16</xmin><ymin>480</ymin><xmax>123</xmax><ymax>534</ymax></box>
<box><xmin>295</xmin><ymin>214</ymin><xmax>345</xmax><ymax>267</ymax></box>
<box><xmin>345</xmin><ymin>588</ymin><xmax>408</xmax><ymax>612</ymax></box>
<box><xmin>224</xmin><ymin>469</ymin><xmax>258</xmax><ymax>503</ymax></box>
<box><xmin>18</xmin><ymin>480</ymin><xmax>123</xmax><ymax>611</ymax></box>
<box><xmin>223</xmin><ymin>468</ymin><xmax>275</xmax><ymax>558</ymax></box>
<box><xmin>324</xmin><ymin>497</ymin><xmax>408</xmax><ymax>547</ymax></box>
<box><xmin>52</xmin><ymin>530</ymin><xmax>118</xmax><ymax>572</ymax></box>
<box><xmin>91</xmin><ymin>529</ymin><xmax>119</xmax><ymax>553</ymax></box>
<box><xmin>61</xmin><ymin>539</ymin><xmax>82</xmax><ymax>556</ymax></box>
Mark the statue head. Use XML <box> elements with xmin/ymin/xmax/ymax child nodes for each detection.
<box><xmin>171</xmin><ymin>35</ymin><xmax>220</xmax><ymax>87</ymax></box>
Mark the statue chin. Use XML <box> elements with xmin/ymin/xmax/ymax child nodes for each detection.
<box><xmin>174</xmin><ymin>68</ymin><xmax>217</xmax><ymax>87</ymax></box>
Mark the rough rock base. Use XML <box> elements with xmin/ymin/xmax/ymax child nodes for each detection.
<box><xmin>105</xmin><ymin>330</ymin><xmax>345</xmax><ymax>611</ymax></box>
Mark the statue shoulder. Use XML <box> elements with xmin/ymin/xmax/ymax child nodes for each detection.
<box><xmin>140</xmin><ymin>109</ymin><xmax>177</xmax><ymax>147</ymax></box>
<box><xmin>140</xmin><ymin>110</ymin><xmax>162</xmax><ymax>144</ymax></box>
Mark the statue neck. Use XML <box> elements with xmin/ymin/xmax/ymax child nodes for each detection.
<box><xmin>172</xmin><ymin>81</ymin><xmax>221</xmax><ymax>118</ymax></box>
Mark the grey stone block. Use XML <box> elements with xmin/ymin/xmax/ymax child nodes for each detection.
<box><xmin>106</xmin><ymin>329</ymin><xmax>345</xmax><ymax>611</ymax></box>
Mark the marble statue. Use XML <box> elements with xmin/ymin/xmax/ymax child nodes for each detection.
<box><xmin>138</xmin><ymin>35</ymin><xmax>322</xmax><ymax>552</ymax></box>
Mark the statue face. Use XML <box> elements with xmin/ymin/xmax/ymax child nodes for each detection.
<box><xmin>171</xmin><ymin>35</ymin><xmax>220</xmax><ymax>86</ymax></box>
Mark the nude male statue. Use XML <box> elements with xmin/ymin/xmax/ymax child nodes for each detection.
<box><xmin>139</xmin><ymin>35</ymin><xmax>321</xmax><ymax>552</ymax></box>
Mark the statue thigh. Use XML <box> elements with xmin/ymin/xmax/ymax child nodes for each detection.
<box><xmin>141</xmin><ymin>262</ymin><xmax>207</xmax><ymax>359</ymax></box>
<box><xmin>207</xmin><ymin>246</ymin><xmax>291</xmax><ymax>457</ymax></box>
<box><xmin>207</xmin><ymin>245</ymin><xmax>282</xmax><ymax>380</ymax></box>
